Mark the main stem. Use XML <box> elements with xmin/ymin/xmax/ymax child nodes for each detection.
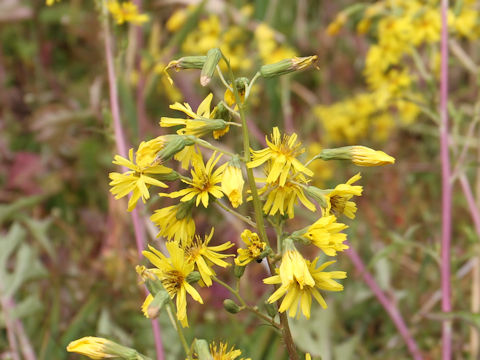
<box><xmin>226</xmin><ymin>64</ymin><xmax>299</xmax><ymax>360</ymax></box>
<box><xmin>440</xmin><ymin>1</ymin><xmax>452</xmax><ymax>359</ymax></box>
<box><xmin>102</xmin><ymin>5</ymin><xmax>165</xmax><ymax>359</ymax></box>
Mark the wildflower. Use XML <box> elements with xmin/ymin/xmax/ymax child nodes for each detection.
<box><xmin>193</xmin><ymin>341</ymin><xmax>249</xmax><ymax>360</ymax></box>
<box><xmin>279</xmin><ymin>242</ymin><xmax>315</xmax><ymax>288</ymax></box>
<box><xmin>184</xmin><ymin>228</ymin><xmax>234</xmax><ymax>286</ymax></box>
<box><xmin>258</xmin><ymin>172</ymin><xmax>316</xmax><ymax>219</ymax></box>
<box><xmin>324</xmin><ymin>173</ymin><xmax>363</xmax><ymax>219</ymax></box>
<box><xmin>107</xmin><ymin>1</ymin><xmax>149</xmax><ymax>25</ymax></box>
<box><xmin>235</xmin><ymin>229</ymin><xmax>266</xmax><ymax>266</ymax></box>
<box><xmin>301</xmin><ymin>215</ymin><xmax>349</xmax><ymax>256</ymax></box>
<box><xmin>174</xmin><ymin>145</ymin><xmax>201</xmax><ymax>170</ymax></box>
<box><xmin>260</xmin><ymin>56</ymin><xmax>318</xmax><ymax>78</ymax></box>
<box><xmin>45</xmin><ymin>0</ymin><xmax>60</xmax><ymax>6</ymax></box>
<box><xmin>349</xmin><ymin>146</ymin><xmax>395</xmax><ymax>166</ymax></box>
<box><xmin>67</xmin><ymin>337</ymin><xmax>139</xmax><ymax>359</ymax></box>
<box><xmin>143</xmin><ymin>242</ymin><xmax>203</xmax><ymax>327</ymax></box>
<box><xmin>326</xmin><ymin>12</ymin><xmax>347</xmax><ymax>36</ymax></box>
<box><xmin>248</xmin><ymin>127</ymin><xmax>313</xmax><ymax>187</ymax></box>
<box><xmin>221</xmin><ymin>157</ymin><xmax>244</xmax><ymax>208</ymax></box>
<box><xmin>161</xmin><ymin>152</ymin><xmax>226</xmax><ymax>208</ymax></box>
<box><xmin>150</xmin><ymin>201</ymin><xmax>196</xmax><ymax>246</ymax></box>
<box><xmin>264</xmin><ymin>259</ymin><xmax>346</xmax><ymax>318</ymax></box>
<box><xmin>160</xmin><ymin>93</ymin><xmax>230</xmax><ymax>139</ymax></box>
<box><xmin>109</xmin><ymin>148</ymin><xmax>171</xmax><ymax>211</ymax></box>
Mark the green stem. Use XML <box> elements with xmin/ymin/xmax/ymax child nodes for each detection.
<box><xmin>215</xmin><ymin>201</ymin><xmax>257</xmax><ymax>228</ymax></box>
<box><xmin>222</xmin><ymin>54</ymin><xmax>299</xmax><ymax>360</ymax></box>
<box><xmin>168</xmin><ymin>302</ymin><xmax>191</xmax><ymax>359</ymax></box>
<box><xmin>194</xmin><ymin>138</ymin><xmax>236</xmax><ymax>157</ymax></box>
<box><xmin>245</xmin><ymin>71</ymin><xmax>261</xmax><ymax>101</ymax></box>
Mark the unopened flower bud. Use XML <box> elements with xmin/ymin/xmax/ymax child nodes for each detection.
<box><xmin>233</xmin><ymin>264</ymin><xmax>246</xmax><ymax>278</ymax></box>
<box><xmin>260</xmin><ymin>56</ymin><xmax>318</xmax><ymax>78</ymax></box>
<box><xmin>146</xmin><ymin>290</ymin><xmax>170</xmax><ymax>319</ymax></box>
<box><xmin>317</xmin><ymin>146</ymin><xmax>395</xmax><ymax>166</ymax></box>
<box><xmin>221</xmin><ymin>156</ymin><xmax>244</xmax><ymax>208</ymax></box>
<box><xmin>175</xmin><ymin>199</ymin><xmax>195</xmax><ymax>220</ymax></box>
<box><xmin>304</xmin><ymin>186</ymin><xmax>328</xmax><ymax>208</ymax></box>
<box><xmin>264</xmin><ymin>301</ymin><xmax>278</xmax><ymax>318</ymax></box>
<box><xmin>194</xmin><ymin>339</ymin><xmax>212</xmax><ymax>360</ymax></box>
<box><xmin>155</xmin><ymin>135</ymin><xmax>196</xmax><ymax>162</ymax></box>
<box><xmin>67</xmin><ymin>337</ymin><xmax>142</xmax><ymax>359</ymax></box>
<box><xmin>201</xmin><ymin>48</ymin><xmax>222</xmax><ymax>86</ymax></box>
<box><xmin>223</xmin><ymin>299</ymin><xmax>241</xmax><ymax>314</ymax></box>
<box><xmin>186</xmin><ymin>271</ymin><xmax>201</xmax><ymax>284</ymax></box>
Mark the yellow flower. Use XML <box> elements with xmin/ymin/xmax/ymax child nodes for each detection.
<box><xmin>264</xmin><ymin>259</ymin><xmax>346</xmax><ymax>318</ymax></box>
<box><xmin>326</xmin><ymin>13</ymin><xmax>347</xmax><ymax>36</ymax></box>
<box><xmin>45</xmin><ymin>0</ymin><xmax>60</xmax><ymax>6</ymax></box>
<box><xmin>248</xmin><ymin>127</ymin><xmax>313</xmax><ymax>186</ymax></box>
<box><xmin>142</xmin><ymin>242</ymin><xmax>203</xmax><ymax>327</ymax></box>
<box><xmin>324</xmin><ymin>173</ymin><xmax>363</xmax><ymax>219</ymax></box>
<box><xmin>279</xmin><ymin>246</ymin><xmax>315</xmax><ymax>289</ymax></box>
<box><xmin>235</xmin><ymin>229</ymin><xmax>266</xmax><ymax>266</ymax></box>
<box><xmin>141</xmin><ymin>294</ymin><xmax>153</xmax><ymax>318</ymax></box>
<box><xmin>303</xmin><ymin>215</ymin><xmax>349</xmax><ymax>256</ymax></box>
<box><xmin>109</xmin><ymin>148</ymin><xmax>171</xmax><ymax>211</ymax></box>
<box><xmin>66</xmin><ymin>337</ymin><xmax>136</xmax><ymax>359</ymax></box>
<box><xmin>161</xmin><ymin>152</ymin><xmax>226</xmax><ymax>208</ymax></box>
<box><xmin>221</xmin><ymin>158</ymin><xmax>244</xmax><ymax>208</ymax></box>
<box><xmin>193</xmin><ymin>341</ymin><xmax>250</xmax><ymax>360</ymax></box>
<box><xmin>258</xmin><ymin>171</ymin><xmax>315</xmax><ymax>219</ymax></box>
<box><xmin>161</xmin><ymin>93</ymin><xmax>230</xmax><ymax>139</ymax></box>
<box><xmin>184</xmin><ymin>228</ymin><xmax>234</xmax><ymax>286</ymax></box>
<box><xmin>350</xmin><ymin>146</ymin><xmax>395</xmax><ymax>166</ymax></box>
<box><xmin>107</xmin><ymin>1</ymin><xmax>149</xmax><ymax>25</ymax></box>
<box><xmin>150</xmin><ymin>202</ymin><xmax>195</xmax><ymax>246</ymax></box>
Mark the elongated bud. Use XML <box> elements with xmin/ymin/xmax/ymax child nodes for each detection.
<box><xmin>67</xmin><ymin>337</ymin><xmax>144</xmax><ymax>359</ymax></box>
<box><xmin>260</xmin><ymin>56</ymin><xmax>318</xmax><ymax>78</ymax></box>
<box><xmin>164</xmin><ymin>56</ymin><xmax>206</xmax><ymax>84</ymax></box>
<box><xmin>223</xmin><ymin>299</ymin><xmax>241</xmax><ymax>314</ymax></box>
<box><xmin>194</xmin><ymin>339</ymin><xmax>213</xmax><ymax>360</ymax></box>
<box><xmin>155</xmin><ymin>135</ymin><xmax>196</xmax><ymax>162</ymax></box>
<box><xmin>186</xmin><ymin>271</ymin><xmax>201</xmax><ymax>284</ymax></box>
<box><xmin>233</xmin><ymin>264</ymin><xmax>245</xmax><ymax>278</ymax></box>
<box><xmin>264</xmin><ymin>301</ymin><xmax>278</xmax><ymax>317</ymax></box>
<box><xmin>146</xmin><ymin>290</ymin><xmax>170</xmax><ymax>318</ymax></box>
<box><xmin>201</xmin><ymin>48</ymin><xmax>222</xmax><ymax>86</ymax></box>
<box><xmin>222</xmin><ymin>156</ymin><xmax>244</xmax><ymax>208</ymax></box>
<box><xmin>156</xmin><ymin>170</ymin><xmax>180</xmax><ymax>182</ymax></box>
<box><xmin>175</xmin><ymin>199</ymin><xmax>195</xmax><ymax>220</ymax></box>
<box><xmin>304</xmin><ymin>186</ymin><xmax>328</xmax><ymax>208</ymax></box>
<box><xmin>315</xmin><ymin>146</ymin><xmax>395</xmax><ymax>166</ymax></box>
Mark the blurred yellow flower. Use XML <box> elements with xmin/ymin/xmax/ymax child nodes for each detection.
<box><xmin>107</xmin><ymin>1</ymin><xmax>149</xmax><ymax>25</ymax></box>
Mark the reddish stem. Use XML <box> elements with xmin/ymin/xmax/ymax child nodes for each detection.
<box><xmin>440</xmin><ymin>1</ymin><xmax>452</xmax><ymax>358</ymax></box>
<box><xmin>103</xmin><ymin>11</ymin><xmax>165</xmax><ymax>360</ymax></box>
<box><xmin>345</xmin><ymin>242</ymin><xmax>423</xmax><ymax>360</ymax></box>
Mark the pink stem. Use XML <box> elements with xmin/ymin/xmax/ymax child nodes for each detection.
<box><xmin>103</xmin><ymin>12</ymin><xmax>165</xmax><ymax>360</ymax></box>
<box><xmin>440</xmin><ymin>1</ymin><xmax>452</xmax><ymax>358</ymax></box>
<box><xmin>345</xmin><ymin>242</ymin><xmax>423</xmax><ymax>360</ymax></box>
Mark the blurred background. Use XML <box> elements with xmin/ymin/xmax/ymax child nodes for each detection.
<box><xmin>1</xmin><ymin>0</ymin><xmax>479</xmax><ymax>359</ymax></box>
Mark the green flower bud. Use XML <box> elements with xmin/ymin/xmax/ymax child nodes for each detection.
<box><xmin>260</xmin><ymin>55</ymin><xmax>318</xmax><ymax>78</ymax></box>
<box><xmin>175</xmin><ymin>199</ymin><xmax>195</xmax><ymax>220</ymax></box>
<box><xmin>194</xmin><ymin>339</ymin><xmax>213</xmax><ymax>360</ymax></box>
<box><xmin>166</xmin><ymin>56</ymin><xmax>207</xmax><ymax>71</ymax></box>
<box><xmin>304</xmin><ymin>186</ymin><xmax>329</xmax><ymax>208</ymax></box>
<box><xmin>146</xmin><ymin>290</ymin><xmax>170</xmax><ymax>319</ymax></box>
<box><xmin>233</xmin><ymin>264</ymin><xmax>246</xmax><ymax>278</ymax></box>
<box><xmin>155</xmin><ymin>135</ymin><xmax>196</xmax><ymax>162</ymax></box>
<box><xmin>201</xmin><ymin>48</ymin><xmax>222</xmax><ymax>86</ymax></box>
<box><xmin>186</xmin><ymin>271</ymin><xmax>201</xmax><ymax>284</ymax></box>
<box><xmin>223</xmin><ymin>299</ymin><xmax>241</xmax><ymax>314</ymax></box>
<box><xmin>264</xmin><ymin>301</ymin><xmax>278</xmax><ymax>318</ymax></box>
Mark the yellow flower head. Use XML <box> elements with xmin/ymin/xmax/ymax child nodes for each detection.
<box><xmin>150</xmin><ymin>201</ymin><xmax>196</xmax><ymax>246</ymax></box>
<box><xmin>161</xmin><ymin>93</ymin><xmax>230</xmax><ymax>139</ymax></box>
<box><xmin>107</xmin><ymin>1</ymin><xmax>149</xmax><ymax>25</ymax></box>
<box><xmin>279</xmin><ymin>244</ymin><xmax>315</xmax><ymax>289</ymax></box>
<box><xmin>66</xmin><ymin>337</ymin><xmax>136</xmax><ymax>359</ymax></box>
<box><xmin>184</xmin><ymin>228</ymin><xmax>234</xmax><ymax>286</ymax></box>
<box><xmin>235</xmin><ymin>229</ymin><xmax>266</xmax><ymax>266</ymax></box>
<box><xmin>142</xmin><ymin>242</ymin><xmax>203</xmax><ymax>326</ymax></box>
<box><xmin>258</xmin><ymin>171</ymin><xmax>315</xmax><ymax>219</ymax></box>
<box><xmin>221</xmin><ymin>158</ymin><xmax>244</xmax><ymax>208</ymax></box>
<box><xmin>303</xmin><ymin>215</ymin><xmax>349</xmax><ymax>256</ymax></box>
<box><xmin>161</xmin><ymin>152</ymin><xmax>226</xmax><ymax>208</ymax></box>
<box><xmin>325</xmin><ymin>173</ymin><xmax>363</xmax><ymax>219</ymax></box>
<box><xmin>109</xmin><ymin>148</ymin><xmax>171</xmax><ymax>211</ymax></box>
<box><xmin>248</xmin><ymin>127</ymin><xmax>313</xmax><ymax>186</ymax></box>
<box><xmin>326</xmin><ymin>13</ymin><xmax>347</xmax><ymax>36</ymax></box>
<box><xmin>264</xmin><ymin>259</ymin><xmax>346</xmax><ymax>318</ymax></box>
<box><xmin>209</xmin><ymin>342</ymin><xmax>248</xmax><ymax>360</ymax></box>
<box><xmin>350</xmin><ymin>146</ymin><xmax>395</xmax><ymax>166</ymax></box>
